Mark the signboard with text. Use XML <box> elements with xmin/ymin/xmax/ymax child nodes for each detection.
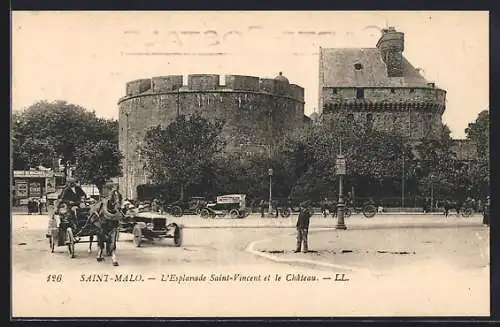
<box><xmin>15</xmin><ymin>180</ymin><xmax>28</xmax><ymax>198</ymax></box>
<box><xmin>29</xmin><ymin>182</ymin><xmax>42</xmax><ymax>198</ymax></box>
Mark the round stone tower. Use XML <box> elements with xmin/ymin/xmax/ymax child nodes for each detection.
<box><xmin>118</xmin><ymin>73</ymin><xmax>306</xmax><ymax>199</ymax></box>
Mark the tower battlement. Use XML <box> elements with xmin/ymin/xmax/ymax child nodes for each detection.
<box><xmin>123</xmin><ymin>74</ymin><xmax>305</xmax><ymax>102</ymax></box>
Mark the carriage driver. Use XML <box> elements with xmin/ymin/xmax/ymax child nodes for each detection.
<box><xmin>59</xmin><ymin>177</ymin><xmax>87</xmax><ymax>222</ymax></box>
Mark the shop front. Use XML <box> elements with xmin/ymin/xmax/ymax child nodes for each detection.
<box><xmin>13</xmin><ymin>170</ymin><xmax>65</xmax><ymax>205</ymax></box>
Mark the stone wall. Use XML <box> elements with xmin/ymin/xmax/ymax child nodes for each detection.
<box><xmin>321</xmin><ymin>86</ymin><xmax>446</xmax><ymax>140</ymax></box>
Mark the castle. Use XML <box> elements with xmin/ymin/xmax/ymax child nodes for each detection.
<box><xmin>318</xmin><ymin>27</ymin><xmax>447</xmax><ymax>141</ymax></box>
<box><xmin>318</xmin><ymin>26</ymin><xmax>476</xmax><ymax>162</ymax></box>
<box><xmin>118</xmin><ymin>73</ymin><xmax>306</xmax><ymax>199</ymax></box>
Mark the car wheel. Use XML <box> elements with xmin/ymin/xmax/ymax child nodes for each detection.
<box><xmin>363</xmin><ymin>205</ymin><xmax>376</xmax><ymax>218</ymax></box>
<box><xmin>281</xmin><ymin>208</ymin><xmax>292</xmax><ymax>218</ymax></box>
<box><xmin>200</xmin><ymin>208</ymin><xmax>210</xmax><ymax>218</ymax></box>
<box><xmin>172</xmin><ymin>206</ymin><xmax>183</xmax><ymax>217</ymax></box>
<box><xmin>229</xmin><ymin>209</ymin><xmax>239</xmax><ymax>219</ymax></box>
<box><xmin>173</xmin><ymin>225</ymin><xmax>183</xmax><ymax>247</ymax></box>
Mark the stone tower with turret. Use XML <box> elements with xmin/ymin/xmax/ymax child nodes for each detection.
<box><xmin>318</xmin><ymin>27</ymin><xmax>446</xmax><ymax>141</ymax></box>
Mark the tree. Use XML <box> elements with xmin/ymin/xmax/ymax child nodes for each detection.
<box><xmin>12</xmin><ymin>100</ymin><xmax>118</xmax><ymax>174</ymax></box>
<box><xmin>465</xmin><ymin>110</ymin><xmax>489</xmax><ymax>157</ymax></box>
<box><xmin>13</xmin><ymin>137</ymin><xmax>57</xmax><ymax>170</ymax></box>
<box><xmin>414</xmin><ymin>124</ymin><xmax>458</xmax><ymax>199</ymax></box>
<box><xmin>73</xmin><ymin>140</ymin><xmax>124</xmax><ymax>194</ymax></box>
<box><xmin>140</xmin><ymin>115</ymin><xmax>225</xmax><ymax>200</ymax></box>
<box><xmin>463</xmin><ymin>110</ymin><xmax>490</xmax><ymax>199</ymax></box>
<box><xmin>273</xmin><ymin>116</ymin><xmax>409</xmax><ymax>200</ymax></box>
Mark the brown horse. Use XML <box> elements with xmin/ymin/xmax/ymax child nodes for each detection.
<box><xmin>89</xmin><ymin>190</ymin><xmax>123</xmax><ymax>266</ymax></box>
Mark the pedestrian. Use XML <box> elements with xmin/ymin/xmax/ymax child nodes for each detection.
<box><xmin>471</xmin><ymin>198</ymin><xmax>476</xmax><ymax>212</ymax></box>
<box><xmin>321</xmin><ymin>197</ymin><xmax>328</xmax><ymax>217</ymax></box>
<box><xmin>295</xmin><ymin>200</ymin><xmax>312</xmax><ymax>253</ymax></box>
<box><xmin>455</xmin><ymin>200</ymin><xmax>461</xmax><ymax>216</ymax></box>
<box><xmin>38</xmin><ymin>198</ymin><xmax>44</xmax><ymax>214</ymax></box>
<box><xmin>259</xmin><ymin>199</ymin><xmax>266</xmax><ymax>218</ymax></box>
<box><xmin>482</xmin><ymin>196</ymin><xmax>490</xmax><ymax>226</ymax></box>
<box><xmin>443</xmin><ymin>200</ymin><xmax>450</xmax><ymax>217</ymax></box>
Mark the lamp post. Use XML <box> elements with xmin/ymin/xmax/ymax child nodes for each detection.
<box><xmin>336</xmin><ymin>138</ymin><xmax>347</xmax><ymax>230</ymax></box>
<box><xmin>268</xmin><ymin>168</ymin><xmax>273</xmax><ymax>214</ymax></box>
<box><xmin>401</xmin><ymin>139</ymin><xmax>405</xmax><ymax>208</ymax></box>
<box><xmin>428</xmin><ymin>173</ymin><xmax>434</xmax><ymax>212</ymax></box>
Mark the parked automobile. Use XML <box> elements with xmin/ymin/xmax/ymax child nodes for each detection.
<box><xmin>200</xmin><ymin>194</ymin><xmax>248</xmax><ymax>219</ymax></box>
<box><xmin>164</xmin><ymin>197</ymin><xmax>207</xmax><ymax>217</ymax></box>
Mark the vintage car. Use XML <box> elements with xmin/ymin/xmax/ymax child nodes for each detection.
<box><xmin>165</xmin><ymin>197</ymin><xmax>207</xmax><ymax>217</ymax></box>
<box><xmin>119</xmin><ymin>211</ymin><xmax>183</xmax><ymax>247</ymax></box>
<box><xmin>199</xmin><ymin>194</ymin><xmax>248</xmax><ymax>219</ymax></box>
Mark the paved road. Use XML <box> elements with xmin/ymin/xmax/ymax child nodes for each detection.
<box><xmin>12</xmin><ymin>214</ymin><xmax>490</xmax><ymax>317</ymax></box>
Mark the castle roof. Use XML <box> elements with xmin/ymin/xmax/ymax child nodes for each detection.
<box><xmin>319</xmin><ymin>48</ymin><xmax>430</xmax><ymax>88</ymax></box>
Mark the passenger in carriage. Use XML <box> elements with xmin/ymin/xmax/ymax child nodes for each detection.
<box><xmin>59</xmin><ymin>177</ymin><xmax>87</xmax><ymax>221</ymax></box>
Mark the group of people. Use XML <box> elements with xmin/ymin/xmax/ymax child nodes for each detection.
<box><xmin>27</xmin><ymin>196</ymin><xmax>47</xmax><ymax>215</ymax></box>
<box><xmin>52</xmin><ymin>178</ymin><xmax>124</xmax><ymax>226</ymax></box>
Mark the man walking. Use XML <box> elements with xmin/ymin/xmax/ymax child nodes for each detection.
<box><xmin>483</xmin><ymin>196</ymin><xmax>490</xmax><ymax>226</ymax></box>
<box><xmin>295</xmin><ymin>201</ymin><xmax>312</xmax><ymax>253</ymax></box>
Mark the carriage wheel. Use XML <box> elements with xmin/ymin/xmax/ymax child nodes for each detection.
<box><xmin>172</xmin><ymin>206</ymin><xmax>183</xmax><ymax>217</ymax></box>
<box><xmin>363</xmin><ymin>205</ymin><xmax>377</xmax><ymax>218</ymax></box>
<box><xmin>237</xmin><ymin>210</ymin><xmax>247</xmax><ymax>219</ymax></box>
<box><xmin>281</xmin><ymin>208</ymin><xmax>292</xmax><ymax>218</ymax></box>
<box><xmin>462</xmin><ymin>208</ymin><xmax>473</xmax><ymax>217</ymax></box>
<box><xmin>200</xmin><ymin>208</ymin><xmax>210</xmax><ymax>219</ymax></box>
<box><xmin>173</xmin><ymin>225</ymin><xmax>183</xmax><ymax>247</ymax></box>
<box><xmin>133</xmin><ymin>226</ymin><xmax>142</xmax><ymax>247</ymax></box>
<box><xmin>66</xmin><ymin>228</ymin><xmax>75</xmax><ymax>258</ymax></box>
<box><xmin>229</xmin><ymin>209</ymin><xmax>239</xmax><ymax>219</ymax></box>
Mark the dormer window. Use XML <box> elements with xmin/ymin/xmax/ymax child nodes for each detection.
<box><xmin>354</xmin><ymin>63</ymin><xmax>363</xmax><ymax>70</ymax></box>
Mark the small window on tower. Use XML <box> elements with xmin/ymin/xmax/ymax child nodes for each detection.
<box><xmin>354</xmin><ymin>63</ymin><xmax>363</xmax><ymax>70</ymax></box>
<box><xmin>332</xmin><ymin>88</ymin><xmax>338</xmax><ymax>94</ymax></box>
<box><xmin>366</xmin><ymin>113</ymin><xmax>374</xmax><ymax>131</ymax></box>
<box><xmin>390</xmin><ymin>88</ymin><xmax>395</xmax><ymax>93</ymax></box>
<box><xmin>409</xmin><ymin>88</ymin><xmax>415</xmax><ymax>93</ymax></box>
<box><xmin>356</xmin><ymin>88</ymin><xmax>364</xmax><ymax>99</ymax></box>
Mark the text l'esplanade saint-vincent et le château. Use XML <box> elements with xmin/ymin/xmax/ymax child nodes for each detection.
<box><xmin>79</xmin><ymin>273</ymin><xmax>319</xmax><ymax>283</ymax></box>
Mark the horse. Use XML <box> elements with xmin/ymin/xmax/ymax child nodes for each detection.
<box><xmin>88</xmin><ymin>190</ymin><xmax>123</xmax><ymax>266</ymax></box>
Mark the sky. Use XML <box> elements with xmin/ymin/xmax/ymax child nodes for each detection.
<box><xmin>12</xmin><ymin>11</ymin><xmax>489</xmax><ymax>139</ymax></box>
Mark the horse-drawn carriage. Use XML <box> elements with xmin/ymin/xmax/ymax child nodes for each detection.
<box><xmin>46</xmin><ymin>197</ymin><xmax>122</xmax><ymax>266</ymax></box>
<box><xmin>119</xmin><ymin>211</ymin><xmax>183</xmax><ymax>247</ymax></box>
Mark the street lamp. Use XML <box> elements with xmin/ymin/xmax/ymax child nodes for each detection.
<box><xmin>336</xmin><ymin>138</ymin><xmax>347</xmax><ymax>230</ymax></box>
<box><xmin>430</xmin><ymin>173</ymin><xmax>435</xmax><ymax>212</ymax></box>
<box><xmin>268</xmin><ymin>168</ymin><xmax>273</xmax><ymax>214</ymax></box>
